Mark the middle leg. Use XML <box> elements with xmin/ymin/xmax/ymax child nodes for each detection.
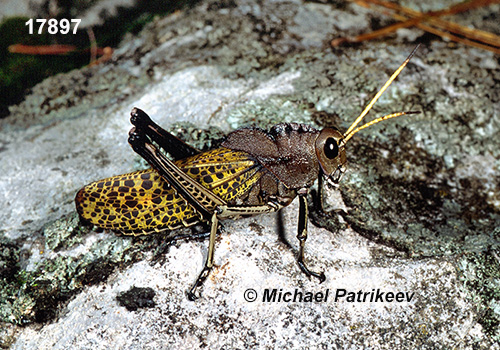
<box><xmin>296</xmin><ymin>189</ymin><xmax>326</xmax><ymax>283</ymax></box>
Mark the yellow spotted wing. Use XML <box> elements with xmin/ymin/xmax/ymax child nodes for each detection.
<box><xmin>75</xmin><ymin>147</ymin><xmax>263</xmax><ymax>235</ymax></box>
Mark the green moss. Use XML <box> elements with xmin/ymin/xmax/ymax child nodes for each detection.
<box><xmin>0</xmin><ymin>214</ymin><xmax>165</xmax><ymax>325</ymax></box>
<box><xmin>224</xmin><ymin>98</ymin><xmax>313</xmax><ymax>130</ymax></box>
<box><xmin>459</xmin><ymin>249</ymin><xmax>500</xmax><ymax>341</ymax></box>
<box><xmin>44</xmin><ymin>213</ymin><xmax>86</xmax><ymax>251</ymax></box>
<box><xmin>116</xmin><ymin>286</ymin><xmax>156</xmax><ymax>311</ymax></box>
<box><xmin>168</xmin><ymin>122</ymin><xmax>227</xmax><ymax>151</ymax></box>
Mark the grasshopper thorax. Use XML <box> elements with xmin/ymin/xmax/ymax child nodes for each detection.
<box><xmin>315</xmin><ymin>128</ymin><xmax>346</xmax><ymax>185</ymax></box>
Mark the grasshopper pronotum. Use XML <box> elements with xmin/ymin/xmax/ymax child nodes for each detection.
<box><xmin>76</xmin><ymin>46</ymin><xmax>420</xmax><ymax>299</ymax></box>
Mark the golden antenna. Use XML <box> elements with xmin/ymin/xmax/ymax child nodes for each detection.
<box><xmin>343</xmin><ymin>111</ymin><xmax>420</xmax><ymax>143</ymax></box>
<box><xmin>343</xmin><ymin>44</ymin><xmax>421</xmax><ymax>143</ymax></box>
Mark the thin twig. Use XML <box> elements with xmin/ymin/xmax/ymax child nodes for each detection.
<box><xmin>87</xmin><ymin>27</ymin><xmax>98</xmax><ymax>65</ymax></box>
<box><xmin>332</xmin><ymin>0</ymin><xmax>500</xmax><ymax>55</ymax></box>
<box><xmin>8</xmin><ymin>44</ymin><xmax>76</xmax><ymax>55</ymax></box>
<box><xmin>364</xmin><ymin>0</ymin><xmax>500</xmax><ymax>47</ymax></box>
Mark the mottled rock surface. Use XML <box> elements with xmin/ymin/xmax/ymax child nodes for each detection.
<box><xmin>1</xmin><ymin>0</ymin><xmax>499</xmax><ymax>348</ymax></box>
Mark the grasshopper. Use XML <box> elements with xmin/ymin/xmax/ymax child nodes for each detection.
<box><xmin>75</xmin><ymin>46</ymin><xmax>419</xmax><ymax>299</ymax></box>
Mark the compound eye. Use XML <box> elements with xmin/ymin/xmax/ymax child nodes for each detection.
<box><xmin>324</xmin><ymin>137</ymin><xmax>339</xmax><ymax>159</ymax></box>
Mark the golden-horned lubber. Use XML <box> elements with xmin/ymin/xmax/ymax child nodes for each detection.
<box><xmin>75</xmin><ymin>46</ymin><xmax>420</xmax><ymax>300</ymax></box>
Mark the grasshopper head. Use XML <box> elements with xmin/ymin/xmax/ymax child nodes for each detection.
<box><xmin>315</xmin><ymin>128</ymin><xmax>347</xmax><ymax>186</ymax></box>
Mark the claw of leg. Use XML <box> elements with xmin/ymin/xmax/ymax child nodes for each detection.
<box><xmin>186</xmin><ymin>290</ymin><xmax>198</xmax><ymax>301</ymax></box>
<box><xmin>298</xmin><ymin>260</ymin><xmax>326</xmax><ymax>283</ymax></box>
<box><xmin>187</xmin><ymin>266</ymin><xmax>212</xmax><ymax>301</ymax></box>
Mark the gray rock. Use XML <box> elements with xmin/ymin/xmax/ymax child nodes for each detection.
<box><xmin>1</xmin><ymin>0</ymin><xmax>499</xmax><ymax>348</ymax></box>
